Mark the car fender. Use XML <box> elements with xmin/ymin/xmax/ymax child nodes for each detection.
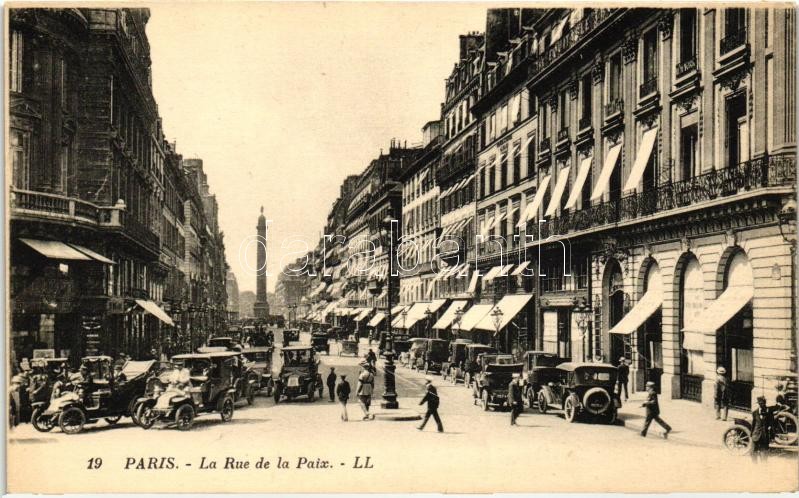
<box><xmin>538</xmin><ymin>386</ymin><xmax>552</xmax><ymax>405</ymax></box>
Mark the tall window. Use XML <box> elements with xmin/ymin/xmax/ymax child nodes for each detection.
<box><xmin>59</xmin><ymin>58</ymin><xmax>68</xmax><ymax>107</ymax></box>
<box><xmin>725</xmin><ymin>8</ymin><xmax>746</xmax><ymax>37</ymax></box>
<box><xmin>9</xmin><ymin>30</ymin><xmax>23</xmax><ymax>93</ymax></box>
<box><xmin>541</xmin><ymin>103</ymin><xmax>549</xmax><ymax>138</ymax></box>
<box><xmin>559</xmin><ymin>89</ymin><xmax>568</xmax><ymax>131</ymax></box>
<box><xmin>526</xmin><ymin>136</ymin><xmax>536</xmax><ymax>175</ymax></box>
<box><xmin>58</xmin><ymin>142</ymin><xmax>71</xmax><ymax>194</ymax></box>
<box><xmin>679</xmin><ymin>9</ymin><xmax>697</xmax><ymax>64</ymax></box>
<box><xmin>10</xmin><ymin>129</ymin><xmax>30</xmax><ymax>189</ymax></box>
<box><xmin>512</xmin><ymin>149</ymin><xmax>521</xmax><ymax>184</ymax></box>
<box><xmin>726</xmin><ymin>93</ymin><xmax>747</xmax><ymax>167</ymax></box>
<box><xmin>500</xmin><ymin>156</ymin><xmax>508</xmax><ymax>189</ymax></box>
<box><xmin>642</xmin><ymin>29</ymin><xmax>658</xmax><ymax>91</ymax></box>
<box><xmin>608</xmin><ymin>53</ymin><xmax>622</xmax><ymax>102</ymax></box>
<box><xmin>680</xmin><ymin>125</ymin><xmax>698</xmax><ymax>180</ymax></box>
<box><xmin>580</xmin><ymin>73</ymin><xmax>592</xmax><ymax>126</ymax></box>
<box><xmin>480</xmin><ymin>168</ymin><xmax>486</xmax><ymax>198</ymax></box>
<box><xmin>488</xmin><ymin>166</ymin><xmax>496</xmax><ymax>194</ymax></box>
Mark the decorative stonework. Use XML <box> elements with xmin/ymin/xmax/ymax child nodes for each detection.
<box><xmin>639</xmin><ymin>110</ymin><xmax>659</xmax><ymax>130</ymax></box>
<box><xmin>674</xmin><ymin>92</ymin><xmax>698</xmax><ymax>113</ymax></box>
<box><xmin>592</xmin><ymin>54</ymin><xmax>604</xmax><ymax>85</ymax></box>
<box><xmin>723</xmin><ymin>229</ymin><xmax>738</xmax><ymax>249</ymax></box>
<box><xmin>680</xmin><ymin>235</ymin><xmax>694</xmax><ymax>254</ymax></box>
<box><xmin>569</xmin><ymin>78</ymin><xmax>579</xmax><ymax>100</ymax></box>
<box><xmin>606</xmin><ymin>128</ymin><xmax>623</xmax><ymax>145</ymax></box>
<box><xmin>548</xmin><ymin>93</ymin><xmax>558</xmax><ymax>110</ymax></box>
<box><xmin>622</xmin><ymin>31</ymin><xmax>639</xmax><ymax>64</ymax></box>
<box><xmin>658</xmin><ymin>11</ymin><xmax>673</xmax><ymax>40</ymax></box>
<box><xmin>719</xmin><ymin>66</ymin><xmax>748</xmax><ymax>92</ymax></box>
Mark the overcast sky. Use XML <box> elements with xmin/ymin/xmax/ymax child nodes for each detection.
<box><xmin>147</xmin><ymin>2</ymin><xmax>487</xmax><ymax>293</ymax></box>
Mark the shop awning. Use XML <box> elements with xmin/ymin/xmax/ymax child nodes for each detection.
<box><xmin>564</xmin><ymin>156</ymin><xmax>593</xmax><ymax>210</ymax></box>
<box><xmin>483</xmin><ymin>265</ymin><xmax>505</xmax><ymax>282</ymax></box>
<box><xmin>467</xmin><ymin>272</ymin><xmax>480</xmax><ymax>293</ymax></box>
<box><xmin>682</xmin><ymin>285</ymin><xmax>753</xmax><ymax>335</ymax></box>
<box><xmin>516</xmin><ymin>175</ymin><xmax>551</xmax><ymax>227</ymax></box>
<box><xmin>391</xmin><ymin>304</ymin><xmax>409</xmax><ymax>316</ymax></box>
<box><xmin>475</xmin><ymin>294</ymin><xmax>534</xmax><ymax>332</ymax></box>
<box><xmin>433</xmin><ymin>300</ymin><xmax>469</xmax><ymax>329</ymax></box>
<box><xmin>590</xmin><ymin>144</ymin><xmax>622</xmax><ymax>201</ymax></box>
<box><xmin>608</xmin><ymin>289</ymin><xmax>662</xmax><ymax>335</ymax></box>
<box><xmin>427</xmin><ymin>299</ymin><xmax>447</xmax><ymax>314</ymax></box>
<box><xmin>69</xmin><ymin>244</ymin><xmax>116</xmax><ymax>264</ymax></box>
<box><xmin>511</xmin><ymin>261</ymin><xmax>531</xmax><ymax>276</ymax></box>
<box><xmin>458</xmin><ymin>304</ymin><xmax>495</xmax><ymax>332</ymax></box>
<box><xmin>355</xmin><ymin>308</ymin><xmax>373</xmax><ymax>322</ymax></box>
<box><xmin>545</xmin><ymin>166</ymin><xmax>572</xmax><ymax>216</ymax></box>
<box><xmin>392</xmin><ymin>302</ymin><xmax>432</xmax><ymax>329</ymax></box>
<box><xmin>135</xmin><ymin>299</ymin><xmax>175</xmax><ymax>326</ymax></box>
<box><xmin>20</xmin><ymin>238</ymin><xmax>92</xmax><ymax>261</ymax></box>
<box><xmin>368</xmin><ymin>312</ymin><xmax>386</xmax><ymax>328</ymax></box>
<box><xmin>623</xmin><ymin>127</ymin><xmax>659</xmax><ymax>192</ymax></box>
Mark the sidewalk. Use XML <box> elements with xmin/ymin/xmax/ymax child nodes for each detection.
<box><xmin>617</xmin><ymin>392</ymin><xmax>748</xmax><ymax>448</ymax></box>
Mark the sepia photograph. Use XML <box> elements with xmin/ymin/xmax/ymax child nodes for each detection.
<box><xmin>5</xmin><ymin>2</ymin><xmax>799</xmax><ymax>493</ymax></box>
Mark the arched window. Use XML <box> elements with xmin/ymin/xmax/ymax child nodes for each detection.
<box><xmin>719</xmin><ymin>252</ymin><xmax>754</xmax><ymax>409</ymax></box>
<box><xmin>680</xmin><ymin>256</ymin><xmax>704</xmax><ymax>401</ymax></box>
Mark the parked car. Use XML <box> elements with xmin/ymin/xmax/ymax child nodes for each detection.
<box><xmin>462</xmin><ymin>344</ymin><xmax>498</xmax><ymax>387</ymax></box>
<box><xmin>29</xmin><ymin>357</ymin><xmax>70</xmax><ymax>432</ymax></box>
<box><xmin>136</xmin><ymin>352</ymin><xmax>241</xmax><ymax>430</ymax></box>
<box><xmin>537</xmin><ymin>362</ymin><xmax>620</xmax><ymax>423</ymax></box>
<box><xmin>206</xmin><ymin>336</ymin><xmax>242</xmax><ymax>351</ymax></box>
<box><xmin>472</xmin><ymin>354</ymin><xmax>523</xmax><ymax>411</ymax></box>
<box><xmin>339</xmin><ymin>340</ymin><xmax>359</xmax><ymax>356</ymax></box>
<box><xmin>241</xmin><ymin>347</ymin><xmax>275</xmax><ymax>396</ymax></box>
<box><xmin>282</xmin><ymin>329</ymin><xmax>300</xmax><ymax>346</ymax></box>
<box><xmin>273</xmin><ymin>346</ymin><xmax>320</xmax><ymax>403</ymax></box>
<box><xmin>520</xmin><ymin>351</ymin><xmax>563</xmax><ymax>407</ymax></box>
<box><xmin>42</xmin><ymin>357</ymin><xmax>162</xmax><ymax>434</ymax></box>
<box><xmin>311</xmin><ymin>333</ymin><xmax>330</xmax><ymax>355</ymax></box>
<box><xmin>417</xmin><ymin>338</ymin><xmax>448</xmax><ymax>374</ymax></box>
<box><xmin>442</xmin><ymin>339</ymin><xmax>473</xmax><ymax>384</ymax></box>
<box><xmin>406</xmin><ymin>338</ymin><xmax>427</xmax><ymax>369</ymax></box>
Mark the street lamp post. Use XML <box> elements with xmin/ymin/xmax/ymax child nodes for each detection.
<box><xmin>380</xmin><ymin>213</ymin><xmax>399</xmax><ymax>409</ymax></box>
<box><xmin>424</xmin><ymin>307</ymin><xmax>433</xmax><ymax>339</ymax></box>
<box><xmin>453</xmin><ymin>307</ymin><xmax>463</xmax><ymax>339</ymax></box>
<box><xmin>491</xmin><ymin>307</ymin><xmax>504</xmax><ymax>351</ymax></box>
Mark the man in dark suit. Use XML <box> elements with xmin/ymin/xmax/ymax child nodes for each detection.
<box><xmin>508</xmin><ymin>373</ymin><xmax>524</xmax><ymax>426</ymax></box>
<box><xmin>417</xmin><ymin>376</ymin><xmax>443</xmax><ymax>432</ymax></box>
<box><xmin>326</xmin><ymin>367</ymin><xmax>337</xmax><ymax>402</ymax></box>
<box><xmin>617</xmin><ymin>357</ymin><xmax>630</xmax><ymax>401</ymax></box>
<box><xmin>640</xmin><ymin>380</ymin><xmax>672</xmax><ymax>438</ymax></box>
<box><xmin>751</xmin><ymin>395</ymin><xmax>773</xmax><ymax>463</ymax></box>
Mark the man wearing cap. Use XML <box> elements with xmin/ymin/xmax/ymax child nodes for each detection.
<box><xmin>508</xmin><ymin>373</ymin><xmax>524</xmax><ymax>426</ymax></box>
<box><xmin>714</xmin><ymin>366</ymin><xmax>731</xmax><ymax>421</ymax></box>
<box><xmin>640</xmin><ymin>380</ymin><xmax>671</xmax><ymax>439</ymax></box>
<box><xmin>750</xmin><ymin>395</ymin><xmax>774</xmax><ymax>463</ymax></box>
<box><xmin>418</xmin><ymin>376</ymin><xmax>443</xmax><ymax>432</ymax></box>
<box><xmin>336</xmin><ymin>374</ymin><xmax>351</xmax><ymax>421</ymax></box>
<box><xmin>326</xmin><ymin>367</ymin><xmax>337</xmax><ymax>402</ymax></box>
<box><xmin>617</xmin><ymin>357</ymin><xmax>629</xmax><ymax>401</ymax></box>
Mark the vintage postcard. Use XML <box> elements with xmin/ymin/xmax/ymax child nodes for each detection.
<box><xmin>5</xmin><ymin>2</ymin><xmax>798</xmax><ymax>493</ymax></box>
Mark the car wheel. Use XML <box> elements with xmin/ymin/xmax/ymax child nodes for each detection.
<box><xmin>481</xmin><ymin>390</ymin><xmax>489</xmax><ymax>411</ymax></box>
<box><xmin>774</xmin><ymin>411</ymin><xmax>798</xmax><ymax>446</ymax></box>
<box><xmin>58</xmin><ymin>406</ymin><xmax>86</xmax><ymax>435</ymax></box>
<box><xmin>537</xmin><ymin>391</ymin><xmax>548</xmax><ymax>414</ymax></box>
<box><xmin>175</xmin><ymin>404</ymin><xmax>195</xmax><ymax>431</ymax></box>
<box><xmin>523</xmin><ymin>387</ymin><xmax>533</xmax><ymax>409</ymax></box>
<box><xmin>564</xmin><ymin>395</ymin><xmax>578</xmax><ymax>423</ymax></box>
<box><xmin>136</xmin><ymin>402</ymin><xmax>156</xmax><ymax>430</ymax></box>
<box><xmin>220</xmin><ymin>397</ymin><xmax>235</xmax><ymax>422</ymax></box>
<box><xmin>308</xmin><ymin>385</ymin><xmax>316</xmax><ymax>402</ymax></box>
<box><xmin>105</xmin><ymin>415</ymin><xmax>122</xmax><ymax>425</ymax></box>
<box><xmin>129</xmin><ymin>399</ymin><xmax>142</xmax><ymax>426</ymax></box>
<box><xmin>723</xmin><ymin>426</ymin><xmax>753</xmax><ymax>455</ymax></box>
<box><xmin>31</xmin><ymin>407</ymin><xmax>54</xmax><ymax>433</ymax></box>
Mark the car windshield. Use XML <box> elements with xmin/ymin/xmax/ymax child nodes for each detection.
<box><xmin>531</xmin><ymin>355</ymin><xmax>560</xmax><ymax>368</ymax></box>
<box><xmin>121</xmin><ymin>360</ymin><xmax>154</xmax><ymax>378</ymax></box>
<box><xmin>244</xmin><ymin>352</ymin><xmax>269</xmax><ymax>362</ymax></box>
<box><xmin>180</xmin><ymin>358</ymin><xmax>212</xmax><ymax>377</ymax></box>
<box><xmin>283</xmin><ymin>349</ymin><xmax>312</xmax><ymax>365</ymax></box>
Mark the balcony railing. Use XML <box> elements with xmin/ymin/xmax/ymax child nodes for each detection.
<box><xmin>720</xmin><ymin>27</ymin><xmax>747</xmax><ymax>55</ymax></box>
<box><xmin>605</xmin><ymin>98</ymin><xmax>624</xmax><ymax>117</ymax></box>
<box><xmin>10</xmin><ymin>188</ymin><xmax>128</xmax><ymax>227</ymax></box>
<box><xmin>639</xmin><ymin>77</ymin><xmax>658</xmax><ymax>97</ymax></box>
<box><xmin>557</xmin><ymin>128</ymin><xmax>570</xmax><ymax>142</ymax></box>
<box><xmin>676</xmin><ymin>58</ymin><xmax>697</xmax><ymax>77</ymax></box>
<box><xmin>536</xmin><ymin>155</ymin><xmax>795</xmax><ymax>239</ymax></box>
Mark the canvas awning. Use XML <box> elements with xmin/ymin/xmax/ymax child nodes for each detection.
<box><xmin>483</xmin><ymin>265</ymin><xmax>505</xmax><ymax>282</ymax></box>
<box><xmin>467</xmin><ymin>272</ymin><xmax>480</xmax><ymax>293</ymax></box>
<box><xmin>511</xmin><ymin>261</ymin><xmax>531</xmax><ymax>276</ymax></box>
<box><xmin>564</xmin><ymin>156</ymin><xmax>593</xmax><ymax>210</ymax></box>
<box><xmin>135</xmin><ymin>299</ymin><xmax>175</xmax><ymax>326</ymax></box>
<box><xmin>623</xmin><ymin>127</ymin><xmax>659</xmax><ymax>192</ymax></box>
<box><xmin>545</xmin><ymin>166</ymin><xmax>572</xmax><ymax>216</ymax></box>
<box><xmin>20</xmin><ymin>238</ymin><xmax>92</xmax><ymax>261</ymax></box>
<box><xmin>590</xmin><ymin>144</ymin><xmax>622</xmax><ymax>201</ymax></box>
<box><xmin>368</xmin><ymin>312</ymin><xmax>386</xmax><ymax>328</ymax></box>
<box><xmin>427</xmin><ymin>298</ymin><xmax>447</xmax><ymax>314</ymax></box>
<box><xmin>433</xmin><ymin>300</ymin><xmax>469</xmax><ymax>330</ymax></box>
<box><xmin>608</xmin><ymin>289</ymin><xmax>662</xmax><ymax>335</ymax></box>
<box><xmin>458</xmin><ymin>304</ymin><xmax>495</xmax><ymax>332</ymax></box>
<box><xmin>475</xmin><ymin>294</ymin><xmax>533</xmax><ymax>332</ymax></box>
<box><xmin>69</xmin><ymin>244</ymin><xmax>116</xmax><ymax>264</ymax></box>
<box><xmin>393</xmin><ymin>301</ymin><xmax>434</xmax><ymax>329</ymax></box>
<box><xmin>516</xmin><ymin>175</ymin><xmax>551</xmax><ymax>227</ymax></box>
<box><xmin>682</xmin><ymin>285</ymin><xmax>754</xmax><ymax>335</ymax></box>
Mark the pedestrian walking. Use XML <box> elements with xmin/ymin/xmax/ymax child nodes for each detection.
<box><xmin>336</xmin><ymin>374</ymin><xmax>351</xmax><ymax>421</ymax></box>
<box><xmin>417</xmin><ymin>376</ymin><xmax>443</xmax><ymax>432</ymax></box>
<box><xmin>617</xmin><ymin>357</ymin><xmax>629</xmax><ymax>401</ymax></box>
<box><xmin>750</xmin><ymin>395</ymin><xmax>774</xmax><ymax>463</ymax></box>
<box><xmin>640</xmin><ymin>380</ymin><xmax>671</xmax><ymax>439</ymax></box>
<box><xmin>367</xmin><ymin>349</ymin><xmax>377</xmax><ymax>368</ymax></box>
<box><xmin>508</xmin><ymin>373</ymin><xmax>524</xmax><ymax>426</ymax></box>
<box><xmin>714</xmin><ymin>366</ymin><xmax>731</xmax><ymax>421</ymax></box>
<box><xmin>326</xmin><ymin>367</ymin><xmax>337</xmax><ymax>402</ymax></box>
<box><xmin>357</xmin><ymin>364</ymin><xmax>375</xmax><ymax>420</ymax></box>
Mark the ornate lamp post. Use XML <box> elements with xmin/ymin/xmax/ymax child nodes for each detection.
<box><xmin>424</xmin><ymin>307</ymin><xmax>433</xmax><ymax>339</ymax></box>
<box><xmin>573</xmin><ymin>298</ymin><xmax>593</xmax><ymax>362</ymax></box>
<box><xmin>491</xmin><ymin>307</ymin><xmax>504</xmax><ymax>350</ymax></box>
<box><xmin>379</xmin><ymin>212</ymin><xmax>399</xmax><ymax>409</ymax></box>
<box><xmin>453</xmin><ymin>307</ymin><xmax>464</xmax><ymax>339</ymax></box>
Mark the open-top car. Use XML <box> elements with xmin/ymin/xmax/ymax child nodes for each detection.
<box><xmin>442</xmin><ymin>339</ymin><xmax>473</xmax><ymax>384</ymax></box>
<box><xmin>282</xmin><ymin>328</ymin><xmax>300</xmax><ymax>346</ymax></box>
<box><xmin>42</xmin><ymin>357</ymin><xmax>163</xmax><ymax>434</ymax></box>
<box><xmin>136</xmin><ymin>352</ymin><xmax>241</xmax><ymax>430</ymax></box>
<box><xmin>417</xmin><ymin>338</ymin><xmax>448</xmax><ymax>374</ymax></box>
<box><xmin>537</xmin><ymin>362</ymin><xmax>620</xmax><ymax>424</ymax></box>
<box><xmin>29</xmin><ymin>357</ymin><xmax>70</xmax><ymax>432</ymax></box>
<box><xmin>241</xmin><ymin>347</ymin><xmax>274</xmax><ymax>396</ymax></box>
<box><xmin>462</xmin><ymin>344</ymin><xmax>498</xmax><ymax>387</ymax></box>
<box><xmin>273</xmin><ymin>346</ymin><xmax>319</xmax><ymax>403</ymax></box>
<box><xmin>311</xmin><ymin>333</ymin><xmax>330</xmax><ymax>355</ymax></box>
<box><xmin>472</xmin><ymin>354</ymin><xmax>523</xmax><ymax>411</ymax></box>
<box><xmin>520</xmin><ymin>351</ymin><xmax>563</xmax><ymax>407</ymax></box>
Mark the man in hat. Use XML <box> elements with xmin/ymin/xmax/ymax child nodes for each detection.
<box><xmin>508</xmin><ymin>373</ymin><xmax>524</xmax><ymax>426</ymax></box>
<box><xmin>714</xmin><ymin>366</ymin><xmax>731</xmax><ymax>421</ymax></box>
<box><xmin>326</xmin><ymin>367</ymin><xmax>337</xmax><ymax>402</ymax></box>
<box><xmin>356</xmin><ymin>363</ymin><xmax>375</xmax><ymax>420</ymax></box>
<box><xmin>418</xmin><ymin>376</ymin><xmax>443</xmax><ymax>432</ymax></box>
<box><xmin>750</xmin><ymin>395</ymin><xmax>774</xmax><ymax>463</ymax></box>
<box><xmin>640</xmin><ymin>380</ymin><xmax>671</xmax><ymax>439</ymax></box>
<box><xmin>336</xmin><ymin>374</ymin><xmax>351</xmax><ymax>421</ymax></box>
<box><xmin>617</xmin><ymin>357</ymin><xmax>630</xmax><ymax>401</ymax></box>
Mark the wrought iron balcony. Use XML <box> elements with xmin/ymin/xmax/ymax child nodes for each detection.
<box><xmin>639</xmin><ymin>77</ymin><xmax>658</xmax><ymax>98</ymax></box>
<box><xmin>605</xmin><ymin>98</ymin><xmax>624</xmax><ymax>117</ymax></box>
<box><xmin>720</xmin><ymin>28</ymin><xmax>747</xmax><ymax>55</ymax></box>
<box><xmin>676</xmin><ymin>58</ymin><xmax>697</xmax><ymax>77</ymax></box>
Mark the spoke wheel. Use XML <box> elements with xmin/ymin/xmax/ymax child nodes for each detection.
<box><xmin>58</xmin><ymin>407</ymin><xmax>86</xmax><ymax>435</ymax></box>
<box><xmin>537</xmin><ymin>391</ymin><xmax>548</xmax><ymax>414</ymax></box>
<box><xmin>136</xmin><ymin>402</ymin><xmax>156</xmax><ymax>430</ymax></box>
<box><xmin>723</xmin><ymin>426</ymin><xmax>753</xmax><ymax>455</ymax></box>
<box><xmin>175</xmin><ymin>404</ymin><xmax>195</xmax><ymax>431</ymax></box>
<box><xmin>220</xmin><ymin>397</ymin><xmax>234</xmax><ymax>422</ymax></box>
<box><xmin>774</xmin><ymin>411</ymin><xmax>798</xmax><ymax>446</ymax></box>
<box><xmin>564</xmin><ymin>395</ymin><xmax>578</xmax><ymax>423</ymax></box>
<box><xmin>31</xmin><ymin>407</ymin><xmax>54</xmax><ymax>433</ymax></box>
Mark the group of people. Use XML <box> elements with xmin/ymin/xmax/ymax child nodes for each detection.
<box><xmin>320</xmin><ymin>349</ymin><xmax>378</xmax><ymax>422</ymax></box>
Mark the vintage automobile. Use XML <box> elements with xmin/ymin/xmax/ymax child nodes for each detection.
<box><xmin>206</xmin><ymin>336</ymin><xmax>243</xmax><ymax>351</ymax></box>
<box><xmin>282</xmin><ymin>328</ymin><xmax>301</xmax><ymax>346</ymax></box>
<box><xmin>273</xmin><ymin>346</ymin><xmax>320</xmax><ymax>403</ymax></box>
<box><xmin>136</xmin><ymin>352</ymin><xmax>240</xmax><ymax>431</ymax></box>
<box><xmin>241</xmin><ymin>347</ymin><xmax>275</xmax><ymax>396</ymax></box>
<box><xmin>441</xmin><ymin>339</ymin><xmax>473</xmax><ymax>384</ymax></box>
<box><xmin>462</xmin><ymin>344</ymin><xmax>498</xmax><ymax>387</ymax></box>
<box><xmin>28</xmin><ymin>357</ymin><xmax>70</xmax><ymax>432</ymax></box>
<box><xmin>537</xmin><ymin>362</ymin><xmax>621</xmax><ymax>423</ymax></box>
<box><xmin>520</xmin><ymin>351</ymin><xmax>564</xmax><ymax>407</ymax></box>
<box><xmin>42</xmin><ymin>357</ymin><xmax>164</xmax><ymax>434</ymax></box>
<box><xmin>472</xmin><ymin>354</ymin><xmax>523</xmax><ymax>411</ymax></box>
<box><xmin>311</xmin><ymin>333</ymin><xmax>330</xmax><ymax>355</ymax></box>
<box><xmin>723</xmin><ymin>409</ymin><xmax>799</xmax><ymax>454</ymax></box>
<box><xmin>406</xmin><ymin>338</ymin><xmax>428</xmax><ymax>370</ymax></box>
<box><xmin>417</xmin><ymin>339</ymin><xmax>449</xmax><ymax>374</ymax></box>
<box><xmin>339</xmin><ymin>340</ymin><xmax>359</xmax><ymax>357</ymax></box>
